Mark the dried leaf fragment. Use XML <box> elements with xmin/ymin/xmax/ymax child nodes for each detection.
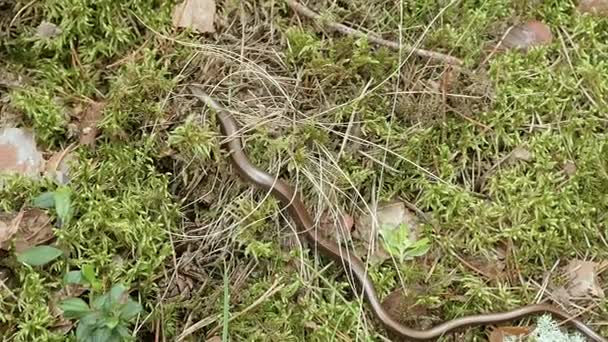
<box><xmin>0</xmin><ymin>127</ymin><xmax>44</xmax><ymax>177</ymax></box>
<box><xmin>13</xmin><ymin>209</ymin><xmax>54</xmax><ymax>252</ymax></box>
<box><xmin>500</xmin><ymin>21</ymin><xmax>553</xmax><ymax>51</ymax></box>
<box><xmin>354</xmin><ymin>200</ymin><xmax>420</xmax><ymax>264</ymax></box>
<box><xmin>578</xmin><ymin>0</ymin><xmax>608</xmax><ymax>15</ymax></box>
<box><xmin>317</xmin><ymin>210</ymin><xmax>354</xmax><ymax>242</ymax></box>
<box><xmin>172</xmin><ymin>0</ymin><xmax>216</xmax><ymax>33</ymax></box>
<box><xmin>0</xmin><ymin>209</ymin><xmax>54</xmax><ymax>252</ymax></box>
<box><xmin>45</xmin><ymin>150</ymin><xmax>74</xmax><ymax>185</ymax></box>
<box><xmin>77</xmin><ymin>102</ymin><xmax>105</xmax><ymax>147</ymax></box>
<box><xmin>37</xmin><ymin>21</ymin><xmax>62</xmax><ymax>39</ymax></box>
<box><xmin>489</xmin><ymin>326</ymin><xmax>530</xmax><ymax>342</ymax></box>
<box><xmin>563</xmin><ymin>259</ymin><xmax>604</xmax><ymax>298</ymax></box>
<box><xmin>0</xmin><ymin>211</ymin><xmax>23</xmax><ymax>250</ymax></box>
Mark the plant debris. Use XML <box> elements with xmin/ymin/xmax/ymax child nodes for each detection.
<box><xmin>0</xmin><ymin>127</ymin><xmax>44</xmax><ymax>178</ymax></box>
<box><xmin>172</xmin><ymin>0</ymin><xmax>216</xmax><ymax>33</ymax></box>
<box><xmin>499</xmin><ymin>21</ymin><xmax>553</xmax><ymax>51</ymax></box>
<box><xmin>353</xmin><ymin>200</ymin><xmax>421</xmax><ymax>264</ymax></box>
<box><xmin>45</xmin><ymin>147</ymin><xmax>75</xmax><ymax>185</ymax></box>
<box><xmin>488</xmin><ymin>326</ymin><xmax>531</xmax><ymax>342</ymax></box>
<box><xmin>74</xmin><ymin>101</ymin><xmax>105</xmax><ymax>147</ymax></box>
<box><xmin>317</xmin><ymin>210</ymin><xmax>354</xmax><ymax>242</ymax></box>
<box><xmin>561</xmin><ymin>259</ymin><xmax>605</xmax><ymax>299</ymax></box>
<box><xmin>36</xmin><ymin>21</ymin><xmax>62</xmax><ymax>39</ymax></box>
<box><xmin>578</xmin><ymin>0</ymin><xmax>608</xmax><ymax>15</ymax></box>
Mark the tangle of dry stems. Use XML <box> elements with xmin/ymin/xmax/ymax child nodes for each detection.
<box><xmin>285</xmin><ymin>0</ymin><xmax>463</xmax><ymax>66</ymax></box>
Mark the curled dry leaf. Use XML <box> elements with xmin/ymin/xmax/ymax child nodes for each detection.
<box><xmin>499</xmin><ymin>21</ymin><xmax>553</xmax><ymax>51</ymax></box>
<box><xmin>49</xmin><ymin>284</ymin><xmax>87</xmax><ymax>334</ymax></box>
<box><xmin>13</xmin><ymin>209</ymin><xmax>55</xmax><ymax>252</ymax></box>
<box><xmin>317</xmin><ymin>210</ymin><xmax>354</xmax><ymax>243</ymax></box>
<box><xmin>381</xmin><ymin>285</ymin><xmax>436</xmax><ymax>330</ymax></box>
<box><xmin>0</xmin><ymin>127</ymin><xmax>44</xmax><ymax>178</ymax></box>
<box><xmin>0</xmin><ymin>209</ymin><xmax>54</xmax><ymax>252</ymax></box>
<box><xmin>562</xmin><ymin>259</ymin><xmax>604</xmax><ymax>298</ymax></box>
<box><xmin>578</xmin><ymin>0</ymin><xmax>608</xmax><ymax>15</ymax></box>
<box><xmin>0</xmin><ymin>211</ymin><xmax>23</xmax><ymax>250</ymax></box>
<box><xmin>488</xmin><ymin>326</ymin><xmax>531</xmax><ymax>342</ymax></box>
<box><xmin>354</xmin><ymin>200</ymin><xmax>420</xmax><ymax>265</ymax></box>
<box><xmin>459</xmin><ymin>252</ymin><xmax>506</xmax><ymax>281</ymax></box>
<box><xmin>172</xmin><ymin>0</ymin><xmax>216</xmax><ymax>33</ymax></box>
<box><xmin>45</xmin><ymin>145</ymin><xmax>76</xmax><ymax>185</ymax></box>
<box><xmin>76</xmin><ymin>101</ymin><xmax>105</xmax><ymax>147</ymax></box>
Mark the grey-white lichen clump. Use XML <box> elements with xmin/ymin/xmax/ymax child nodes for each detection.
<box><xmin>505</xmin><ymin>314</ymin><xmax>588</xmax><ymax>342</ymax></box>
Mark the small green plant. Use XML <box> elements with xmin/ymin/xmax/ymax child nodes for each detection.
<box><xmin>33</xmin><ymin>186</ymin><xmax>73</xmax><ymax>225</ymax></box>
<box><xmin>379</xmin><ymin>223</ymin><xmax>431</xmax><ymax>261</ymax></box>
<box><xmin>59</xmin><ymin>269</ymin><xmax>142</xmax><ymax>342</ymax></box>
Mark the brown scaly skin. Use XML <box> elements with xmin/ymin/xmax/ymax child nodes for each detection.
<box><xmin>192</xmin><ymin>87</ymin><xmax>606</xmax><ymax>342</ymax></box>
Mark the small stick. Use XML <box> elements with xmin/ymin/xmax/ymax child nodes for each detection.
<box><xmin>285</xmin><ymin>0</ymin><xmax>462</xmax><ymax>66</ymax></box>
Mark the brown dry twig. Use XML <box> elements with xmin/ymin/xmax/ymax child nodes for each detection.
<box><xmin>285</xmin><ymin>0</ymin><xmax>463</xmax><ymax>66</ymax></box>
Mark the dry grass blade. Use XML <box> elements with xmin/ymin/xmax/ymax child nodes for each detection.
<box><xmin>285</xmin><ymin>0</ymin><xmax>462</xmax><ymax>65</ymax></box>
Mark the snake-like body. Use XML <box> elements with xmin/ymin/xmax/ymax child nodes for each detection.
<box><xmin>198</xmin><ymin>91</ymin><xmax>605</xmax><ymax>341</ymax></box>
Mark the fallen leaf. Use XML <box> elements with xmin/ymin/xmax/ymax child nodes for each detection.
<box><xmin>49</xmin><ymin>284</ymin><xmax>87</xmax><ymax>334</ymax></box>
<box><xmin>562</xmin><ymin>161</ymin><xmax>577</xmax><ymax>177</ymax></box>
<box><xmin>354</xmin><ymin>200</ymin><xmax>420</xmax><ymax>265</ymax></box>
<box><xmin>172</xmin><ymin>0</ymin><xmax>216</xmax><ymax>33</ymax></box>
<box><xmin>578</xmin><ymin>0</ymin><xmax>608</xmax><ymax>15</ymax></box>
<box><xmin>499</xmin><ymin>21</ymin><xmax>553</xmax><ymax>51</ymax></box>
<box><xmin>509</xmin><ymin>146</ymin><xmax>533</xmax><ymax>162</ymax></box>
<box><xmin>206</xmin><ymin>337</ymin><xmax>221</xmax><ymax>342</ymax></box>
<box><xmin>45</xmin><ymin>144</ymin><xmax>76</xmax><ymax>185</ymax></box>
<box><xmin>459</xmin><ymin>253</ymin><xmax>506</xmax><ymax>281</ymax></box>
<box><xmin>317</xmin><ymin>210</ymin><xmax>354</xmax><ymax>242</ymax></box>
<box><xmin>0</xmin><ymin>211</ymin><xmax>23</xmax><ymax>250</ymax></box>
<box><xmin>37</xmin><ymin>21</ymin><xmax>62</xmax><ymax>39</ymax></box>
<box><xmin>381</xmin><ymin>285</ymin><xmax>436</xmax><ymax>330</ymax></box>
<box><xmin>563</xmin><ymin>259</ymin><xmax>604</xmax><ymax>298</ymax></box>
<box><xmin>0</xmin><ymin>127</ymin><xmax>44</xmax><ymax>178</ymax></box>
<box><xmin>488</xmin><ymin>326</ymin><xmax>531</xmax><ymax>342</ymax></box>
<box><xmin>77</xmin><ymin>102</ymin><xmax>105</xmax><ymax>147</ymax></box>
<box><xmin>12</xmin><ymin>209</ymin><xmax>54</xmax><ymax>252</ymax></box>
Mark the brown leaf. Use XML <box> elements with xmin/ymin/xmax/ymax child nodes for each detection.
<box><xmin>49</xmin><ymin>284</ymin><xmax>87</xmax><ymax>334</ymax></box>
<box><xmin>563</xmin><ymin>259</ymin><xmax>604</xmax><ymax>298</ymax></box>
<box><xmin>0</xmin><ymin>211</ymin><xmax>23</xmax><ymax>250</ymax></box>
<box><xmin>489</xmin><ymin>326</ymin><xmax>530</xmax><ymax>342</ymax></box>
<box><xmin>460</xmin><ymin>253</ymin><xmax>506</xmax><ymax>281</ymax></box>
<box><xmin>172</xmin><ymin>0</ymin><xmax>216</xmax><ymax>33</ymax></box>
<box><xmin>381</xmin><ymin>285</ymin><xmax>438</xmax><ymax>332</ymax></box>
<box><xmin>579</xmin><ymin>0</ymin><xmax>608</xmax><ymax>15</ymax></box>
<box><xmin>562</xmin><ymin>161</ymin><xmax>577</xmax><ymax>177</ymax></box>
<box><xmin>13</xmin><ymin>209</ymin><xmax>54</xmax><ymax>252</ymax></box>
<box><xmin>317</xmin><ymin>210</ymin><xmax>354</xmax><ymax>242</ymax></box>
<box><xmin>354</xmin><ymin>200</ymin><xmax>420</xmax><ymax>265</ymax></box>
<box><xmin>0</xmin><ymin>209</ymin><xmax>54</xmax><ymax>252</ymax></box>
<box><xmin>78</xmin><ymin>102</ymin><xmax>105</xmax><ymax>147</ymax></box>
<box><xmin>0</xmin><ymin>127</ymin><xmax>44</xmax><ymax>178</ymax></box>
<box><xmin>499</xmin><ymin>21</ymin><xmax>553</xmax><ymax>51</ymax></box>
<box><xmin>45</xmin><ymin>145</ymin><xmax>76</xmax><ymax>185</ymax></box>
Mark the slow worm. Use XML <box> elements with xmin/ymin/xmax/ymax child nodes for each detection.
<box><xmin>194</xmin><ymin>89</ymin><xmax>606</xmax><ymax>341</ymax></box>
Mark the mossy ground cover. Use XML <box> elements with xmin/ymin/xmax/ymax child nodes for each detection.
<box><xmin>0</xmin><ymin>0</ymin><xmax>606</xmax><ymax>341</ymax></box>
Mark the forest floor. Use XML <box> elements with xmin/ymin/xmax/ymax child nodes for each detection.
<box><xmin>0</xmin><ymin>0</ymin><xmax>607</xmax><ymax>341</ymax></box>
